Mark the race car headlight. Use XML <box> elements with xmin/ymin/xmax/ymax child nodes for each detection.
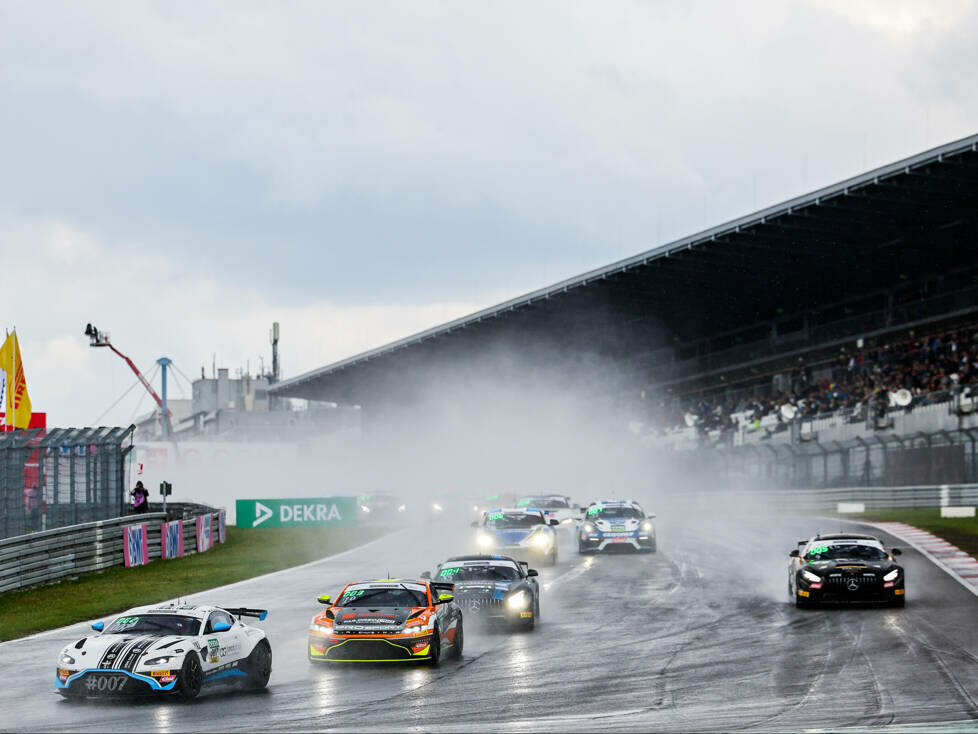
<box><xmin>143</xmin><ymin>656</ymin><xmax>174</xmax><ymax>666</ymax></box>
<box><xmin>883</xmin><ymin>569</ymin><xmax>900</xmax><ymax>582</ymax></box>
<box><xmin>506</xmin><ymin>591</ymin><xmax>530</xmax><ymax>609</ymax></box>
<box><xmin>561</xmin><ymin>518</ymin><xmax>574</xmax><ymax>524</ymax></box>
<box><xmin>432</xmin><ymin>503</ymin><xmax>443</xmax><ymax>512</ymax></box>
<box><xmin>640</xmin><ymin>521</ymin><xmax>653</xmax><ymax>532</ymax></box>
<box><xmin>581</xmin><ymin>522</ymin><xmax>596</xmax><ymax>534</ymax></box>
<box><xmin>801</xmin><ymin>569</ymin><xmax>821</xmax><ymax>584</ymax></box>
<box><xmin>398</xmin><ymin>504</ymin><xmax>407</xmax><ymax>512</ymax></box>
<box><xmin>476</xmin><ymin>532</ymin><xmax>495</xmax><ymax>548</ymax></box>
<box><xmin>531</xmin><ymin>532</ymin><xmax>552</xmax><ymax>549</ymax></box>
<box><xmin>360</xmin><ymin>505</ymin><xmax>370</xmax><ymax>513</ymax></box>
<box><xmin>310</xmin><ymin>624</ymin><xmax>333</xmax><ymax>635</ymax></box>
<box><xmin>60</xmin><ymin>653</ymin><xmax>76</xmax><ymax>665</ymax></box>
<box><xmin>404</xmin><ymin>618</ymin><xmax>431</xmax><ymax>633</ymax></box>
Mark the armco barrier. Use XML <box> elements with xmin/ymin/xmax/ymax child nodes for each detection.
<box><xmin>748</xmin><ymin>483</ymin><xmax>978</xmax><ymax>512</ymax></box>
<box><xmin>0</xmin><ymin>505</ymin><xmax>221</xmax><ymax>594</ymax></box>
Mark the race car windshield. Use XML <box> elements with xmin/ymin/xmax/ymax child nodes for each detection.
<box><xmin>438</xmin><ymin>565</ymin><xmax>521</xmax><ymax>582</ymax></box>
<box><xmin>105</xmin><ymin>614</ymin><xmax>201</xmax><ymax>636</ymax></box>
<box><xmin>336</xmin><ymin>588</ymin><xmax>428</xmax><ymax>608</ymax></box>
<box><xmin>485</xmin><ymin>512</ymin><xmax>544</xmax><ymax>529</ymax></box>
<box><xmin>518</xmin><ymin>497</ymin><xmax>569</xmax><ymax>509</ymax></box>
<box><xmin>590</xmin><ymin>506</ymin><xmax>643</xmax><ymax>520</ymax></box>
<box><xmin>806</xmin><ymin>543</ymin><xmax>888</xmax><ymax>561</ymax></box>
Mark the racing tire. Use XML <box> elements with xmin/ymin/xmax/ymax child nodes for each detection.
<box><xmin>426</xmin><ymin>627</ymin><xmax>441</xmax><ymax>666</ymax></box>
<box><xmin>177</xmin><ymin>651</ymin><xmax>204</xmax><ymax>699</ymax></box>
<box><xmin>648</xmin><ymin>539</ymin><xmax>657</xmax><ymax>553</ymax></box>
<box><xmin>450</xmin><ymin>621</ymin><xmax>464</xmax><ymax>659</ymax></box>
<box><xmin>244</xmin><ymin>640</ymin><xmax>272</xmax><ymax>689</ymax></box>
<box><xmin>522</xmin><ymin>596</ymin><xmax>539</xmax><ymax>631</ymax></box>
<box><xmin>889</xmin><ymin>596</ymin><xmax>906</xmax><ymax>608</ymax></box>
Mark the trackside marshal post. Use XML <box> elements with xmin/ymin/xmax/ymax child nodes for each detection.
<box><xmin>236</xmin><ymin>497</ymin><xmax>357</xmax><ymax>528</ymax></box>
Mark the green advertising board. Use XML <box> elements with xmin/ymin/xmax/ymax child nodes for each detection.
<box><xmin>236</xmin><ymin>497</ymin><xmax>357</xmax><ymax>528</ymax></box>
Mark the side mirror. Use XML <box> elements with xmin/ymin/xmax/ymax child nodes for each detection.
<box><xmin>549</xmin><ymin>518</ymin><xmax>559</xmax><ymax>526</ymax></box>
<box><xmin>526</xmin><ymin>569</ymin><xmax>538</xmax><ymax>577</ymax></box>
<box><xmin>212</xmin><ymin>621</ymin><xmax>232</xmax><ymax>632</ymax></box>
<box><xmin>437</xmin><ymin>593</ymin><xmax>454</xmax><ymax>604</ymax></box>
<box><xmin>91</xmin><ymin>621</ymin><xmax>105</xmax><ymax>632</ymax></box>
<box><xmin>470</xmin><ymin>521</ymin><xmax>479</xmax><ymax>528</ymax></box>
<box><xmin>647</xmin><ymin>513</ymin><xmax>656</xmax><ymax>519</ymax></box>
<box><xmin>317</xmin><ymin>594</ymin><xmax>332</xmax><ymax>605</ymax></box>
<box><xmin>891</xmin><ymin>548</ymin><xmax>902</xmax><ymax>556</ymax></box>
<box><xmin>789</xmin><ymin>549</ymin><xmax>800</xmax><ymax>557</ymax></box>
<box><xmin>420</xmin><ymin>571</ymin><xmax>431</xmax><ymax>579</ymax></box>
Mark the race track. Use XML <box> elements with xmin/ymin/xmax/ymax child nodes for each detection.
<box><xmin>3</xmin><ymin>508</ymin><xmax>978</xmax><ymax>732</ymax></box>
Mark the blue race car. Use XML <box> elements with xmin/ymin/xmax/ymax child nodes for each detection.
<box><xmin>470</xmin><ymin>508</ymin><xmax>559</xmax><ymax>566</ymax></box>
<box><xmin>577</xmin><ymin>500</ymin><xmax>656</xmax><ymax>554</ymax></box>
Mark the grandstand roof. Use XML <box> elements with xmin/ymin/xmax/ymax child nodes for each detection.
<box><xmin>271</xmin><ymin>133</ymin><xmax>978</xmax><ymax>403</ymax></box>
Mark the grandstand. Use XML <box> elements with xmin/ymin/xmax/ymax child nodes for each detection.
<box><xmin>270</xmin><ymin>133</ymin><xmax>978</xmax><ymax>485</ymax></box>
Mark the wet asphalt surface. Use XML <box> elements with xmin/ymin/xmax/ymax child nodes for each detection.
<box><xmin>3</xmin><ymin>509</ymin><xmax>978</xmax><ymax>733</ymax></box>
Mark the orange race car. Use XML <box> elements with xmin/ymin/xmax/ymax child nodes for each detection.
<box><xmin>308</xmin><ymin>579</ymin><xmax>463</xmax><ymax>664</ymax></box>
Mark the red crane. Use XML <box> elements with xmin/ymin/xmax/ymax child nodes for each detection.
<box><xmin>84</xmin><ymin>323</ymin><xmax>172</xmax><ymax>420</ymax></box>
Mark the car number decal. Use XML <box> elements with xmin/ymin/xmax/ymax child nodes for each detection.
<box><xmin>85</xmin><ymin>674</ymin><xmax>127</xmax><ymax>692</ymax></box>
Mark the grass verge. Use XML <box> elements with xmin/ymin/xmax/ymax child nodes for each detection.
<box><xmin>848</xmin><ymin>508</ymin><xmax>978</xmax><ymax>559</ymax></box>
<box><xmin>0</xmin><ymin>525</ymin><xmax>386</xmax><ymax>641</ymax></box>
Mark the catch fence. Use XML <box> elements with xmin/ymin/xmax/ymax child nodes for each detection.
<box><xmin>714</xmin><ymin>428</ymin><xmax>978</xmax><ymax>489</ymax></box>
<box><xmin>0</xmin><ymin>426</ymin><xmax>135</xmax><ymax>541</ymax></box>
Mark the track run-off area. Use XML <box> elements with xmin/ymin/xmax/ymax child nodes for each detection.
<box><xmin>3</xmin><ymin>501</ymin><xmax>978</xmax><ymax>733</ymax></box>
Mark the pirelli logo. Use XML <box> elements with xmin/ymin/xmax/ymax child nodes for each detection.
<box><xmin>150</xmin><ymin>670</ymin><xmax>171</xmax><ymax>677</ymax></box>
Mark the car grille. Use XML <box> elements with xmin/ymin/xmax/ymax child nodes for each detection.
<box><xmin>456</xmin><ymin>592</ymin><xmax>503</xmax><ymax>614</ymax></box>
<box><xmin>73</xmin><ymin>671</ymin><xmax>147</xmax><ymax>695</ymax></box>
<box><xmin>825</xmin><ymin>573</ymin><xmax>882</xmax><ymax>591</ymax></box>
<box><xmin>325</xmin><ymin>639</ymin><xmax>415</xmax><ymax>660</ymax></box>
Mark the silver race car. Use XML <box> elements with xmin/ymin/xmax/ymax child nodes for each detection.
<box><xmin>56</xmin><ymin>603</ymin><xmax>271</xmax><ymax>699</ymax></box>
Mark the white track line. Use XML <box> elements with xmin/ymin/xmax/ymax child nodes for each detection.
<box><xmin>543</xmin><ymin>557</ymin><xmax>597</xmax><ymax>592</ymax></box>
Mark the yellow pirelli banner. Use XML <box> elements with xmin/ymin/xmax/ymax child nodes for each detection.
<box><xmin>0</xmin><ymin>330</ymin><xmax>32</xmax><ymax>429</ymax></box>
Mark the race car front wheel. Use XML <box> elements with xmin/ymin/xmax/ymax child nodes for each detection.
<box><xmin>522</xmin><ymin>597</ymin><xmax>538</xmax><ymax>630</ymax></box>
<box><xmin>245</xmin><ymin>640</ymin><xmax>272</xmax><ymax>689</ymax></box>
<box><xmin>451</xmin><ymin>621</ymin><xmax>464</xmax><ymax>659</ymax></box>
<box><xmin>426</xmin><ymin>626</ymin><xmax>442</xmax><ymax>666</ymax></box>
<box><xmin>178</xmin><ymin>652</ymin><xmax>203</xmax><ymax>699</ymax></box>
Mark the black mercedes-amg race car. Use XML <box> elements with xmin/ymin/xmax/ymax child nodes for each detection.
<box><xmin>788</xmin><ymin>533</ymin><xmax>905</xmax><ymax>608</ymax></box>
<box><xmin>422</xmin><ymin>555</ymin><xmax>540</xmax><ymax>630</ymax></box>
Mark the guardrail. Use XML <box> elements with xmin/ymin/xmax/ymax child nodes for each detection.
<box><xmin>0</xmin><ymin>506</ymin><xmax>218</xmax><ymax>594</ymax></box>
<box><xmin>757</xmin><ymin>483</ymin><xmax>978</xmax><ymax>512</ymax></box>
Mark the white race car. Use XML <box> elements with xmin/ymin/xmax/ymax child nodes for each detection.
<box><xmin>578</xmin><ymin>500</ymin><xmax>656</xmax><ymax>553</ymax></box>
<box><xmin>515</xmin><ymin>494</ymin><xmax>579</xmax><ymax>524</ymax></box>
<box><xmin>56</xmin><ymin>603</ymin><xmax>271</xmax><ymax>699</ymax></box>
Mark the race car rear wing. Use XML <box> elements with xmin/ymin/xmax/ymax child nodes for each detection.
<box><xmin>223</xmin><ymin>607</ymin><xmax>269</xmax><ymax>621</ymax></box>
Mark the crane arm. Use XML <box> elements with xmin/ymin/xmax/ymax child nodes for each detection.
<box><xmin>106</xmin><ymin>344</ymin><xmax>173</xmax><ymax>417</ymax></box>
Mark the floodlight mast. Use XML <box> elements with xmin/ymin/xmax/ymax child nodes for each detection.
<box><xmin>84</xmin><ymin>323</ymin><xmax>173</xmax><ymax>435</ymax></box>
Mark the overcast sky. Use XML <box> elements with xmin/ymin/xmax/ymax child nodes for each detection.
<box><xmin>2</xmin><ymin>0</ymin><xmax>976</xmax><ymax>427</ymax></box>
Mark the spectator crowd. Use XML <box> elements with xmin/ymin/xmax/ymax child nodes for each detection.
<box><xmin>645</xmin><ymin>326</ymin><xmax>978</xmax><ymax>437</ymax></box>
